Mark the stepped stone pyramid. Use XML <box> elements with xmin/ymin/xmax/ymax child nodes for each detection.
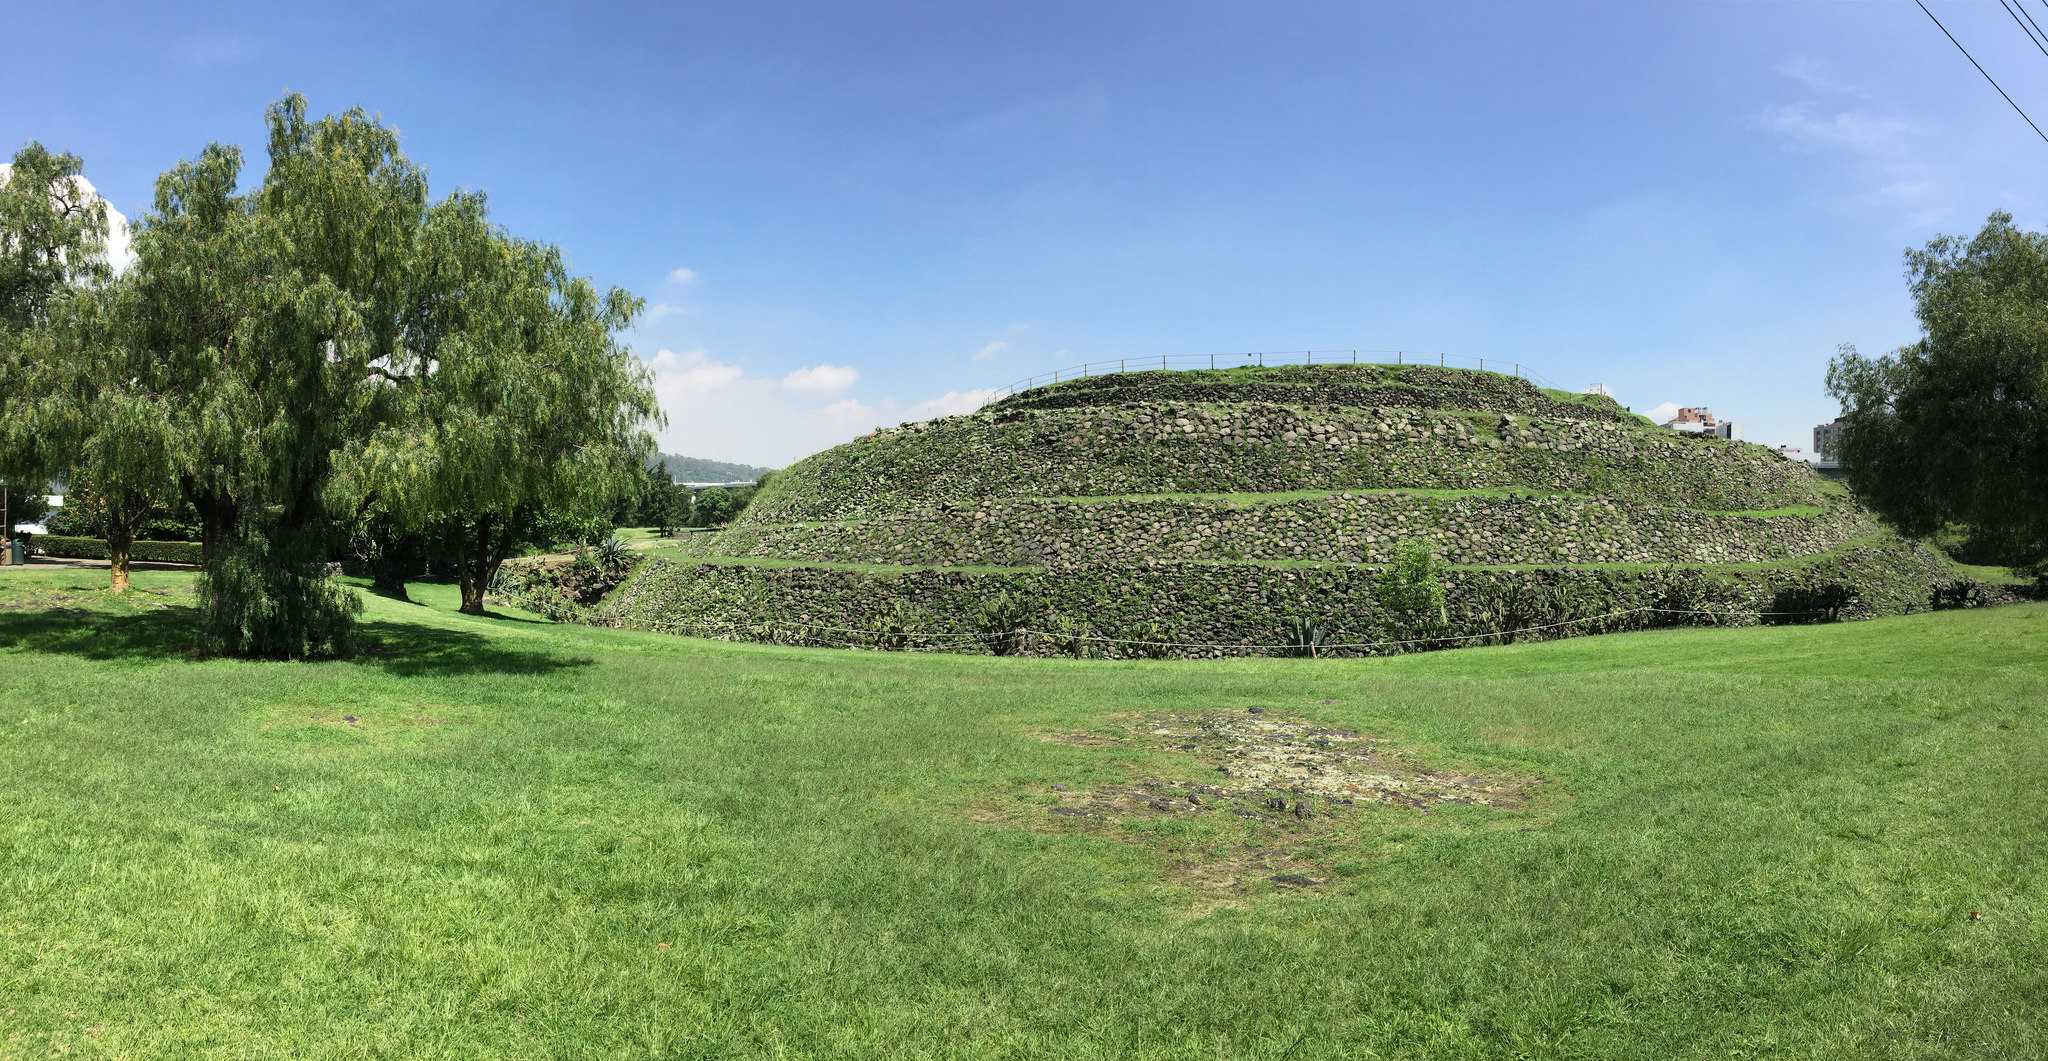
<box><xmin>602</xmin><ymin>364</ymin><xmax>1956</xmax><ymax>656</ymax></box>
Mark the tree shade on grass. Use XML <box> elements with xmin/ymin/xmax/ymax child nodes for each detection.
<box><xmin>0</xmin><ymin>568</ymin><xmax>2043</xmax><ymax>1058</ymax></box>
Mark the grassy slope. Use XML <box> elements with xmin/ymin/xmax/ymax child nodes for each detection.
<box><xmin>0</xmin><ymin>569</ymin><xmax>2043</xmax><ymax>1059</ymax></box>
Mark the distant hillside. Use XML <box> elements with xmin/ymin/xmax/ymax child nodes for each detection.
<box><xmin>657</xmin><ymin>454</ymin><xmax>773</xmax><ymax>483</ymax></box>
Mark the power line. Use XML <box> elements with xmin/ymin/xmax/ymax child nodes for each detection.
<box><xmin>2017</xmin><ymin>0</ymin><xmax>2048</xmax><ymax>49</ymax></box>
<box><xmin>1997</xmin><ymin>0</ymin><xmax>2048</xmax><ymax>59</ymax></box>
<box><xmin>1914</xmin><ymin>0</ymin><xmax>2048</xmax><ymax>145</ymax></box>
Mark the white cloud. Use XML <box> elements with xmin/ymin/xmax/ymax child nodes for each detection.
<box><xmin>646</xmin><ymin>347</ymin><xmax>743</xmax><ymax>392</ymax></box>
<box><xmin>781</xmin><ymin>363</ymin><xmax>859</xmax><ymax>393</ymax></box>
<box><xmin>667</xmin><ymin>266</ymin><xmax>699</xmax><ymax>286</ymax></box>
<box><xmin>1755</xmin><ymin>67</ymin><xmax>1947</xmax><ymax>227</ymax></box>
<box><xmin>972</xmin><ymin>340</ymin><xmax>1009</xmax><ymax>362</ymax></box>
<box><xmin>1645</xmin><ymin>401</ymin><xmax>1681</xmax><ymax>424</ymax></box>
<box><xmin>643</xmin><ymin>302</ymin><xmax>682</xmax><ymax>322</ymax></box>
<box><xmin>640</xmin><ymin>348</ymin><xmax>1001</xmax><ymax>466</ymax></box>
<box><xmin>912</xmin><ymin>388</ymin><xmax>999</xmax><ymax>418</ymax></box>
<box><xmin>0</xmin><ymin>166</ymin><xmax>134</xmax><ymax>275</ymax></box>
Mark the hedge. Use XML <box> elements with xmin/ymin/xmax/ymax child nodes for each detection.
<box><xmin>33</xmin><ymin>535</ymin><xmax>204</xmax><ymax>565</ymax></box>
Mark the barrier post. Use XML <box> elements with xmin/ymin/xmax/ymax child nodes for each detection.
<box><xmin>1438</xmin><ymin>352</ymin><xmax>1445</xmax><ymax>366</ymax></box>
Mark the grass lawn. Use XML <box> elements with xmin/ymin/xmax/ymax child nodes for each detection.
<box><xmin>0</xmin><ymin>568</ymin><xmax>2043</xmax><ymax>1058</ymax></box>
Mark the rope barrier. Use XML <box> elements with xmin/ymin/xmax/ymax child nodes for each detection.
<box><xmin>990</xmin><ymin>349</ymin><xmax>1550</xmax><ymax>401</ymax></box>
<box><xmin>489</xmin><ymin>588</ymin><xmax>1840</xmax><ymax>658</ymax></box>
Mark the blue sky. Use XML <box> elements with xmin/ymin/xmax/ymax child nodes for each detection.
<box><xmin>6</xmin><ymin>1</ymin><xmax>2044</xmax><ymax>464</ymax></box>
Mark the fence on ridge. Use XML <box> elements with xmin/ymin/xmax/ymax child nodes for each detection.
<box><xmin>989</xmin><ymin>349</ymin><xmax>1554</xmax><ymax>403</ymax></box>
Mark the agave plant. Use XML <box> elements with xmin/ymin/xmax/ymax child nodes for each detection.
<box><xmin>593</xmin><ymin>536</ymin><xmax>632</xmax><ymax>570</ymax></box>
<box><xmin>1283</xmin><ymin>616</ymin><xmax>1330</xmax><ymax>658</ymax></box>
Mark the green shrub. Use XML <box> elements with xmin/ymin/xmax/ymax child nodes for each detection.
<box><xmin>973</xmin><ymin>592</ymin><xmax>1033</xmax><ymax>656</ymax></box>
<box><xmin>34</xmin><ymin>536</ymin><xmax>204</xmax><ymax>565</ymax></box>
<box><xmin>1123</xmin><ymin>621</ymin><xmax>1175</xmax><ymax>660</ymax></box>
<box><xmin>867</xmin><ymin>600</ymin><xmax>923</xmax><ymax>650</ymax></box>
<box><xmin>1283</xmin><ymin>616</ymin><xmax>1329</xmax><ymax>658</ymax></box>
<box><xmin>1376</xmin><ymin>541</ymin><xmax>1448</xmax><ymax>630</ymax></box>
<box><xmin>1768</xmin><ymin>583</ymin><xmax>1854</xmax><ymax>624</ymax></box>
<box><xmin>1929</xmin><ymin>578</ymin><xmax>1984</xmax><ymax>611</ymax></box>
<box><xmin>1043</xmin><ymin>613</ymin><xmax>1099</xmax><ymax>659</ymax></box>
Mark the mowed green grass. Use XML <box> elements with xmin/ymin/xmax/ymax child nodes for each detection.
<box><xmin>0</xmin><ymin>569</ymin><xmax>2043</xmax><ymax>1059</ymax></box>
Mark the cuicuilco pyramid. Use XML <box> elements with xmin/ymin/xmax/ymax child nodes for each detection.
<box><xmin>600</xmin><ymin>364</ymin><xmax>1957</xmax><ymax>656</ymax></box>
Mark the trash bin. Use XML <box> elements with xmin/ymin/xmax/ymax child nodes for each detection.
<box><xmin>7</xmin><ymin>537</ymin><xmax>24</xmax><ymax>565</ymax></box>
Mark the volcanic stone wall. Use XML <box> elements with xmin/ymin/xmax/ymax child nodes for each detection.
<box><xmin>593</xmin><ymin>364</ymin><xmax>1964</xmax><ymax>657</ymax></box>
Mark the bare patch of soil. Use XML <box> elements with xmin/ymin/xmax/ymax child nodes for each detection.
<box><xmin>997</xmin><ymin>710</ymin><xmax>1536</xmax><ymax>901</ymax></box>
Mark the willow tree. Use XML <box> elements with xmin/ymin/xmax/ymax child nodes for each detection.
<box><xmin>346</xmin><ymin>192</ymin><xmax>659</xmax><ymax>614</ymax></box>
<box><xmin>1</xmin><ymin>143</ymin><xmax>113</xmax><ymax>491</ymax></box>
<box><xmin>120</xmin><ymin>95</ymin><xmax>425</xmax><ymax>655</ymax></box>
<box><xmin>16</xmin><ymin>279</ymin><xmax>181</xmax><ymax>590</ymax></box>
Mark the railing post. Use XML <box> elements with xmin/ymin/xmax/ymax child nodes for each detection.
<box><xmin>1307</xmin><ymin>350</ymin><xmax>1313</xmax><ymax>366</ymax></box>
<box><xmin>1161</xmin><ymin>354</ymin><xmax>1167</xmax><ymax>370</ymax></box>
<box><xmin>1258</xmin><ymin>352</ymin><xmax>1263</xmax><ymax>367</ymax></box>
<box><xmin>1351</xmin><ymin>349</ymin><xmax>1357</xmax><ymax>364</ymax></box>
<box><xmin>1209</xmin><ymin>353</ymin><xmax>1214</xmax><ymax>369</ymax></box>
<box><xmin>1438</xmin><ymin>352</ymin><xmax>1445</xmax><ymax>366</ymax></box>
<box><xmin>1480</xmin><ymin>357</ymin><xmax>1485</xmax><ymax>372</ymax></box>
<box><xmin>1514</xmin><ymin>362</ymin><xmax>1520</xmax><ymax>377</ymax></box>
<box><xmin>1397</xmin><ymin>351</ymin><xmax>1402</xmax><ymax>365</ymax></box>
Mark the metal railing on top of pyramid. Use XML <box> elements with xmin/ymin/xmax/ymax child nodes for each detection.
<box><xmin>989</xmin><ymin>349</ymin><xmax>1552</xmax><ymax>402</ymax></box>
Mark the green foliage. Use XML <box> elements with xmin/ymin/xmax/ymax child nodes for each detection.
<box><xmin>973</xmin><ymin>592</ymin><xmax>1033</xmax><ymax>656</ymax></box>
<box><xmin>1</xmin><ymin>143</ymin><xmax>115</xmax><ymax>490</ymax></box>
<box><xmin>689</xmin><ymin>486</ymin><xmax>753</xmax><ymax>528</ymax></box>
<box><xmin>592</xmin><ymin>536</ymin><xmax>631</xmax><ymax>569</ymax></box>
<box><xmin>1121</xmin><ymin>621</ymin><xmax>1175</xmax><ymax>659</ymax></box>
<box><xmin>33</xmin><ymin>535</ymin><xmax>202</xmax><ymax>564</ymax></box>
<box><xmin>866</xmin><ymin>599</ymin><xmax>924</xmax><ymax>651</ymax></box>
<box><xmin>342</xmin><ymin>181</ymin><xmax>659</xmax><ymax>614</ymax></box>
<box><xmin>1042</xmin><ymin>613</ymin><xmax>1099</xmax><ymax>658</ymax></box>
<box><xmin>1282</xmin><ymin>616</ymin><xmax>1330</xmax><ymax>658</ymax></box>
<box><xmin>1929</xmin><ymin>578</ymin><xmax>1985</xmax><ymax>611</ymax></box>
<box><xmin>1376</xmin><ymin>541</ymin><xmax>1448</xmax><ymax>627</ymax></box>
<box><xmin>1827</xmin><ymin>212</ymin><xmax>2048</xmax><ymax>568</ymax></box>
<box><xmin>1767</xmin><ymin>583</ymin><xmax>1854</xmax><ymax>624</ymax></box>
<box><xmin>197</xmin><ymin>525</ymin><xmax>361</xmax><ymax>657</ymax></box>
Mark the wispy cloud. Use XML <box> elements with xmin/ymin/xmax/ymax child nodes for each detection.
<box><xmin>970</xmin><ymin>323</ymin><xmax>1032</xmax><ymax>362</ymax></box>
<box><xmin>667</xmin><ymin>266</ymin><xmax>699</xmax><ymax>286</ymax></box>
<box><xmin>1776</xmin><ymin>55</ymin><xmax>1867</xmax><ymax>100</ymax></box>
<box><xmin>781</xmin><ymin>363</ymin><xmax>858</xmax><ymax>393</ymax></box>
<box><xmin>643</xmin><ymin>302</ymin><xmax>683</xmax><ymax>322</ymax></box>
<box><xmin>1754</xmin><ymin>62</ymin><xmax>1948</xmax><ymax>228</ymax></box>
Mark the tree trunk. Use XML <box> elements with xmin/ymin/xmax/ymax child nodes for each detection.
<box><xmin>459</xmin><ymin>576</ymin><xmax>487</xmax><ymax>614</ymax></box>
<box><xmin>108</xmin><ymin>534</ymin><xmax>132</xmax><ymax>593</ymax></box>
<box><xmin>457</xmin><ymin>515</ymin><xmax>496</xmax><ymax>615</ymax></box>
